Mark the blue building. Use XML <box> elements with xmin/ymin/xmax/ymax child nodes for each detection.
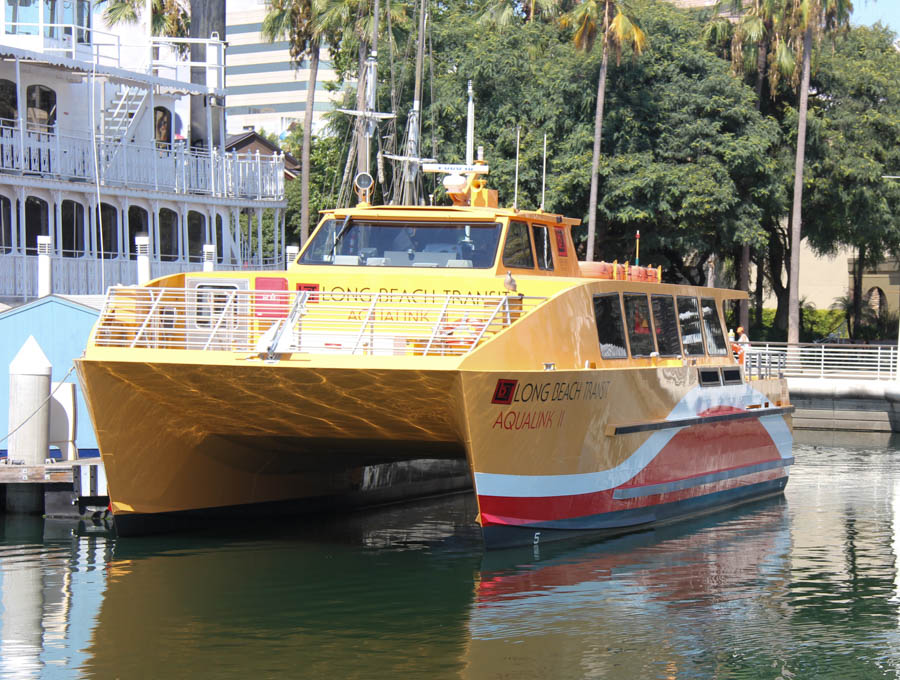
<box><xmin>0</xmin><ymin>296</ymin><xmax>101</xmax><ymax>458</ymax></box>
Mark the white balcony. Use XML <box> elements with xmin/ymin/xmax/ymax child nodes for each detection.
<box><xmin>0</xmin><ymin>121</ymin><xmax>284</xmax><ymax>201</ymax></box>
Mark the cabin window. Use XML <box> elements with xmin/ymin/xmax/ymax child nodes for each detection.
<box><xmin>187</xmin><ymin>210</ymin><xmax>206</xmax><ymax>262</ymax></box>
<box><xmin>677</xmin><ymin>296</ymin><xmax>705</xmax><ymax>356</ymax></box>
<box><xmin>624</xmin><ymin>293</ymin><xmax>655</xmax><ymax>357</ymax></box>
<box><xmin>159</xmin><ymin>208</ymin><xmax>179</xmax><ymax>261</ymax></box>
<box><xmin>127</xmin><ymin>205</ymin><xmax>149</xmax><ymax>260</ymax></box>
<box><xmin>0</xmin><ymin>80</ymin><xmax>16</xmax><ymax>124</ymax></box>
<box><xmin>701</xmin><ymin>297</ymin><xmax>728</xmax><ymax>355</ymax></box>
<box><xmin>95</xmin><ymin>203</ymin><xmax>118</xmax><ymax>258</ymax></box>
<box><xmin>651</xmin><ymin>294</ymin><xmax>681</xmax><ymax>356</ymax></box>
<box><xmin>532</xmin><ymin>225</ymin><xmax>554</xmax><ymax>271</ymax></box>
<box><xmin>593</xmin><ymin>293</ymin><xmax>627</xmax><ymax>359</ymax></box>
<box><xmin>26</xmin><ymin>84</ymin><xmax>56</xmax><ymax>131</ymax></box>
<box><xmin>61</xmin><ymin>199</ymin><xmax>84</xmax><ymax>257</ymax></box>
<box><xmin>502</xmin><ymin>221</ymin><xmax>535</xmax><ymax>269</ymax></box>
<box><xmin>24</xmin><ymin>195</ymin><xmax>49</xmax><ymax>255</ymax></box>
<box><xmin>722</xmin><ymin>367</ymin><xmax>742</xmax><ymax>385</ymax></box>
<box><xmin>0</xmin><ymin>195</ymin><xmax>11</xmax><ymax>254</ymax></box>
<box><xmin>155</xmin><ymin>107</ymin><xmax>172</xmax><ymax>148</ymax></box>
<box><xmin>298</xmin><ymin>219</ymin><xmax>502</xmax><ymax>269</ymax></box>
<box><xmin>5</xmin><ymin>0</ymin><xmax>39</xmax><ymax>35</ymax></box>
<box><xmin>698</xmin><ymin>368</ymin><xmax>722</xmax><ymax>387</ymax></box>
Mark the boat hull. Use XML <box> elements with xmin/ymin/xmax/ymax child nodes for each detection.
<box><xmin>461</xmin><ymin>366</ymin><xmax>792</xmax><ymax>549</ymax></box>
<box><xmin>75</xmin><ymin>355</ymin><xmax>474</xmax><ymax>533</ymax></box>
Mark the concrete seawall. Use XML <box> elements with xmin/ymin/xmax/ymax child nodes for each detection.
<box><xmin>789</xmin><ymin>378</ymin><xmax>900</xmax><ymax>433</ymax></box>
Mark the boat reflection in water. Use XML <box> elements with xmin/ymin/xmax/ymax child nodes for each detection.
<box><xmin>467</xmin><ymin>496</ymin><xmax>792</xmax><ymax>678</ymax></box>
<box><xmin>0</xmin><ymin>493</ymin><xmax>797</xmax><ymax>679</ymax></box>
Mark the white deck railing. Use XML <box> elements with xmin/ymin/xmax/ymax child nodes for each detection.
<box><xmin>0</xmin><ymin>256</ymin><xmax>287</xmax><ymax>298</ymax></box>
<box><xmin>92</xmin><ymin>287</ymin><xmax>547</xmax><ymax>358</ymax></box>
<box><xmin>748</xmin><ymin>342</ymin><xmax>899</xmax><ymax>380</ymax></box>
<box><xmin>0</xmin><ymin>122</ymin><xmax>284</xmax><ymax>200</ymax></box>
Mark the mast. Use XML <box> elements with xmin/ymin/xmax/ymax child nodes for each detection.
<box><xmin>363</xmin><ymin>0</ymin><xmax>381</xmax><ymax>179</ymax></box>
<box><xmin>400</xmin><ymin>0</ymin><xmax>427</xmax><ymax>204</ymax></box>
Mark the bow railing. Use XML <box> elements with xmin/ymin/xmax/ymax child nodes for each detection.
<box><xmin>91</xmin><ymin>286</ymin><xmax>547</xmax><ymax>357</ymax></box>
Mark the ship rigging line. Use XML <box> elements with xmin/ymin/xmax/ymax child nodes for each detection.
<box><xmin>0</xmin><ymin>365</ymin><xmax>77</xmax><ymax>447</ymax></box>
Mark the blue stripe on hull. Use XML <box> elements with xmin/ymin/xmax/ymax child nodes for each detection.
<box><xmin>481</xmin><ymin>476</ymin><xmax>789</xmax><ymax>550</ymax></box>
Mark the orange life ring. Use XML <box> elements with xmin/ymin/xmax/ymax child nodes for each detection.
<box><xmin>731</xmin><ymin>342</ymin><xmax>745</xmax><ymax>364</ymax></box>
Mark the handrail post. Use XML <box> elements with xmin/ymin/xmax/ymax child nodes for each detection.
<box><xmin>352</xmin><ymin>292</ymin><xmax>381</xmax><ymax>354</ymax></box>
<box><xmin>202</xmin><ymin>289</ymin><xmax>236</xmax><ymax>350</ymax></box>
<box><xmin>423</xmin><ymin>295</ymin><xmax>453</xmax><ymax>356</ymax></box>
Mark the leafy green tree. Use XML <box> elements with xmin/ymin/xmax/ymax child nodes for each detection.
<box><xmin>560</xmin><ymin>0</ymin><xmax>646</xmax><ymax>261</ymax></box>
<box><xmin>802</xmin><ymin>24</ymin><xmax>900</xmax><ymax>338</ymax></box>
<box><xmin>783</xmin><ymin>0</ymin><xmax>853</xmax><ymax>344</ymax></box>
<box><xmin>97</xmin><ymin>0</ymin><xmax>189</xmax><ymax>37</ymax></box>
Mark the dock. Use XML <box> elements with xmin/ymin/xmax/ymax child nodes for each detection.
<box><xmin>0</xmin><ymin>459</ymin><xmax>109</xmax><ymax>519</ymax></box>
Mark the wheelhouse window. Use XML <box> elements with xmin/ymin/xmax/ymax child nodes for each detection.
<box><xmin>5</xmin><ymin>0</ymin><xmax>38</xmax><ymax>35</ymax></box>
<box><xmin>61</xmin><ymin>199</ymin><xmax>84</xmax><ymax>257</ymax></box>
<box><xmin>593</xmin><ymin>293</ymin><xmax>627</xmax><ymax>359</ymax></box>
<box><xmin>298</xmin><ymin>220</ymin><xmax>502</xmax><ymax>268</ymax></box>
<box><xmin>26</xmin><ymin>85</ymin><xmax>56</xmax><ymax>131</ymax></box>
<box><xmin>61</xmin><ymin>0</ymin><xmax>91</xmax><ymax>43</ymax></box>
<box><xmin>677</xmin><ymin>296</ymin><xmax>705</xmax><ymax>356</ymax></box>
<box><xmin>624</xmin><ymin>293</ymin><xmax>655</xmax><ymax>357</ymax></box>
<box><xmin>532</xmin><ymin>224</ymin><xmax>554</xmax><ymax>271</ymax></box>
<box><xmin>502</xmin><ymin>220</ymin><xmax>534</xmax><ymax>269</ymax></box>
<box><xmin>155</xmin><ymin>107</ymin><xmax>172</xmax><ymax>148</ymax></box>
<box><xmin>701</xmin><ymin>297</ymin><xmax>728</xmax><ymax>355</ymax></box>
<box><xmin>651</xmin><ymin>294</ymin><xmax>681</xmax><ymax>356</ymax></box>
<box><xmin>159</xmin><ymin>208</ymin><xmax>179</xmax><ymax>261</ymax></box>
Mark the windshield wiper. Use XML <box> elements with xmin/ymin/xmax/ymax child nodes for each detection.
<box><xmin>331</xmin><ymin>215</ymin><xmax>352</xmax><ymax>261</ymax></box>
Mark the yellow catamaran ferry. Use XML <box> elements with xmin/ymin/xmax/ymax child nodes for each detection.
<box><xmin>76</xmin><ymin>157</ymin><xmax>793</xmax><ymax>546</ymax></box>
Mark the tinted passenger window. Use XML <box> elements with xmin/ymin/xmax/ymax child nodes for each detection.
<box><xmin>502</xmin><ymin>221</ymin><xmax>535</xmax><ymax>269</ymax></box>
<box><xmin>532</xmin><ymin>225</ymin><xmax>554</xmax><ymax>271</ymax></box>
<box><xmin>593</xmin><ymin>293</ymin><xmax>627</xmax><ymax>359</ymax></box>
<box><xmin>677</xmin><ymin>296</ymin><xmax>705</xmax><ymax>356</ymax></box>
<box><xmin>651</xmin><ymin>294</ymin><xmax>681</xmax><ymax>356</ymax></box>
<box><xmin>624</xmin><ymin>293</ymin><xmax>655</xmax><ymax>357</ymax></box>
<box><xmin>701</xmin><ymin>297</ymin><xmax>728</xmax><ymax>355</ymax></box>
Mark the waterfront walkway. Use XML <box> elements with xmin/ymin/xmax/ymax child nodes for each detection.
<box><xmin>751</xmin><ymin>342</ymin><xmax>900</xmax><ymax>432</ymax></box>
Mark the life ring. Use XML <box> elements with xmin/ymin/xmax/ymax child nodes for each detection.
<box><xmin>731</xmin><ymin>342</ymin><xmax>745</xmax><ymax>364</ymax></box>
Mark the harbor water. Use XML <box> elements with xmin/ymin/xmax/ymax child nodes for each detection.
<box><xmin>3</xmin><ymin>435</ymin><xmax>900</xmax><ymax>678</ymax></box>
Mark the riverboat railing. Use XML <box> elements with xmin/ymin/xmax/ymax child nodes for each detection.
<box><xmin>746</xmin><ymin>342</ymin><xmax>899</xmax><ymax>380</ymax></box>
<box><xmin>92</xmin><ymin>286</ymin><xmax>548</xmax><ymax>357</ymax></box>
<box><xmin>0</xmin><ymin>120</ymin><xmax>284</xmax><ymax>200</ymax></box>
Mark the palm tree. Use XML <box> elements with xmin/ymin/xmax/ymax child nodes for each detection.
<box><xmin>263</xmin><ymin>0</ymin><xmax>328</xmax><ymax>245</ymax></box>
<box><xmin>561</xmin><ymin>0</ymin><xmax>645</xmax><ymax>262</ymax></box>
<box><xmin>97</xmin><ymin>0</ymin><xmax>189</xmax><ymax>37</ymax></box>
<box><xmin>784</xmin><ymin>0</ymin><xmax>852</xmax><ymax>344</ymax></box>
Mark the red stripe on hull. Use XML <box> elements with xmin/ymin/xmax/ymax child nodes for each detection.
<box><xmin>477</xmin><ymin>416</ymin><xmax>787</xmax><ymax>526</ymax></box>
<box><xmin>479</xmin><ymin>468</ymin><xmax>787</xmax><ymax>526</ymax></box>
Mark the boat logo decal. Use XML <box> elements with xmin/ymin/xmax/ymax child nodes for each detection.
<box><xmin>296</xmin><ymin>282</ymin><xmax>320</xmax><ymax>302</ymax></box>
<box><xmin>492</xmin><ymin>379</ymin><xmax>518</xmax><ymax>405</ymax></box>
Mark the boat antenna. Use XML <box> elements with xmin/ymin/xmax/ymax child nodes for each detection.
<box><xmin>513</xmin><ymin>126</ymin><xmax>520</xmax><ymax>211</ymax></box>
<box><xmin>466</xmin><ymin>80</ymin><xmax>474</xmax><ymax>165</ymax></box>
<box><xmin>540</xmin><ymin>132</ymin><xmax>547</xmax><ymax>211</ymax></box>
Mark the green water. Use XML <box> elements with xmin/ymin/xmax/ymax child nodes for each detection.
<box><xmin>3</xmin><ymin>439</ymin><xmax>900</xmax><ymax>679</ymax></box>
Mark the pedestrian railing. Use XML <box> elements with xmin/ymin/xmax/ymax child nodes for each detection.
<box><xmin>747</xmin><ymin>342</ymin><xmax>899</xmax><ymax>380</ymax></box>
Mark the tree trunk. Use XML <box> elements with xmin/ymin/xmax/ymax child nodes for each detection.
<box><xmin>585</xmin><ymin>4</ymin><xmax>610</xmax><ymax>262</ymax></box>
<box><xmin>768</xmin><ymin>230</ymin><xmax>789</xmax><ymax>333</ymax></box>
<box><xmin>753</xmin><ymin>248</ymin><xmax>764</xmax><ymax>328</ymax></box>
<box><xmin>787</xmin><ymin>25</ymin><xmax>812</xmax><ymax>344</ymax></box>
<box><xmin>300</xmin><ymin>42</ymin><xmax>320</xmax><ymax>245</ymax></box>
<box><xmin>851</xmin><ymin>245</ymin><xmax>865</xmax><ymax>339</ymax></box>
